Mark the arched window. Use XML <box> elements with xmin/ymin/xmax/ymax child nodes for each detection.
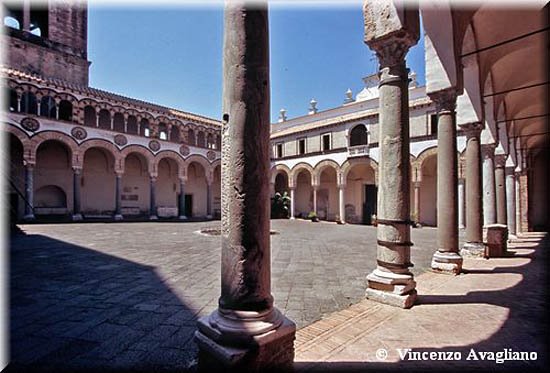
<box><xmin>170</xmin><ymin>126</ymin><xmax>180</xmax><ymax>143</ymax></box>
<box><xmin>216</xmin><ymin>135</ymin><xmax>221</xmax><ymax>150</ymax></box>
<box><xmin>206</xmin><ymin>133</ymin><xmax>214</xmax><ymax>149</ymax></box>
<box><xmin>29</xmin><ymin>3</ymin><xmax>48</xmax><ymax>39</ymax></box>
<box><xmin>159</xmin><ymin>123</ymin><xmax>167</xmax><ymax>140</ymax></box>
<box><xmin>40</xmin><ymin>96</ymin><xmax>56</xmax><ymax>118</ymax></box>
<box><xmin>98</xmin><ymin>109</ymin><xmax>111</xmax><ymax>130</ymax></box>
<box><xmin>84</xmin><ymin>106</ymin><xmax>96</xmax><ymax>127</ymax></box>
<box><xmin>113</xmin><ymin>113</ymin><xmax>125</xmax><ymax>132</ymax></box>
<box><xmin>127</xmin><ymin>115</ymin><xmax>138</xmax><ymax>134</ymax></box>
<box><xmin>140</xmin><ymin>118</ymin><xmax>150</xmax><ymax>137</ymax></box>
<box><xmin>20</xmin><ymin>92</ymin><xmax>37</xmax><ymax>115</ymax></box>
<box><xmin>3</xmin><ymin>3</ymin><xmax>23</xmax><ymax>31</ymax></box>
<box><xmin>4</xmin><ymin>16</ymin><xmax>21</xmax><ymax>30</ymax></box>
<box><xmin>7</xmin><ymin>89</ymin><xmax>18</xmax><ymax>112</ymax></box>
<box><xmin>58</xmin><ymin>100</ymin><xmax>73</xmax><ymax>121</ymax></box>
<box><xmin>349</xmin><ymin>125</ymin><xmax>368</xmax><ymax>146</ymax></box>
<box><xmin>197</xmin><ymin>131</ymin><xmax>206</xmax><ymax>148</ymax></box>
<box><xmin>188</xmin><ymin>129</ymin><xmax>196</xmax><ymax>145</ymax></box>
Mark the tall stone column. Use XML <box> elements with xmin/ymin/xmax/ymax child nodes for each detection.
<box><xmin>460</xmin><ymin>123</ymin><xmax>484</xmax><ymax>256</ymax></box>
<box><xmin>206</xmin><ymin>180</ymin><xmax>213</xmax><ymax>219</ymax></box>
<box><xmin>23</xmin><ymin>164</ymin><xmax>35</xmax><ymax>220</ymax></box>
<box><xmin>72</xmin><ymin>167</ymin><xmax>83</xmax><ymax>221</ymax></box>
<box><xmin>514</xmin><ymin>169</ymin><xmax>521</xmax><ymax>234</ymax></box>
<box><xmin>413</xmin><ymin>181</ymin><xmax>421</xmax><ymax>225</ymax></box>
<box><xmin>338</xmin><ymin>184</ymin><xmax>345</xmax><ymax>224</ymax></box>
<box><xmin>149</xmin><ymin>176</ymin><xmax>158</xmax><ymax>220</ymax></box>
<box><xmin>196</xmin><ymin>3</ymin><xmax>295</xmax><ymax>371</ymax></box>
<box><xmin>289</xmin><ymin>187</ymin><xmax>296</xmax><ymax>219</ymax></box>
<box><xmin>430</xmin><ymin>89</ymin><xmax>462</xmax><ymax>275</ymax></box>
<box><xmin>506</xmin><ymin>166</ymin><xmax>516</xmax><ymax>237</ymax></box>
<box><xmin>482</xmin><ymin>144</ymin><xmax>497</xmax><ymax>227</ymax></box>
<box><xmin>363</xmin><ymin>3</ymin><xmax>419</xmax><ymax>308</ymax></box>
<box><xmin>313</xmin><ymin>185</ymin><xmax>318</xmax><ymax>216</ymax></box>
<box><xmin>495</xmin><ymin>154</ymin><xmax>507</xmax><ymax>225</ymax></box>
<box><xmin>179</xmin><ymin>178</ymin><xmax>187</xmax><ymax>220</ymax></box>
<box><xmin>458</xmin><ymin>178</ymin><xmax>465</xmax><ymax>229</ymax></box>
<box><xmin>114</xmin><ymin>173</ymin><xmax>123</xmax><ymax>221</ymax></box>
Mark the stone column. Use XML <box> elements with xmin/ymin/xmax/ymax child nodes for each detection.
<box><xmin>363</xmin><ymin>4</ymin><xmax>419</xmax><ymax>308</ymax></box>
<box><xmin>430</xmin><ymin>89</ymin><xmax>462</xmax><ymax>275</ymax></box>
<box><xmin>72</xmin><ymin>167</ymin><xmax>83</xmax><ymax>221</ymax></box>
<box><xmin>114</xmin><ymin>173</ymin><xmax>123</xmax><ymax>221</ymax></box>
<box><xmin>506</xmin><ymin>167</ymin><xmax>516</xmax><ymax>237</ymax></box>
<box><xmin>458</xmin><ymin>178</ymin><xmax>465</xmax><ymax>229</ymax></box>
<box><xmin>460</xmin><ymin>123</ymin><xmax>484</xmax><ymax>256</ymax></box>
<box><xmin>338</xmin><ymin>184</ymin><xmax>345</xmax><ymax>224</ymax></box>
<box><xmin>289</xmin><ymin>187</ymin><xmax>296</xmax><ymax>220</ymax></box>
<box><xmin>515</xmin><ymin>169</ymin><xmax>521</xmax><ymax>234</ymax></box>
<box><xmin>196</xmin><ymin>3</ymin><xmax>295</xmax><ymax>371</ymax></box>
<box><xmin>179</xmin><ymin>178</ymin><xmax>187</xmax><ymax>220</ymax></box>
<box><xmin>313</xmin><ymin>185</ymin><xmax>318</xmax><ymax>216</ymax></box>
<box><xmin>495</xmin><ymin>154</ymin><xmax>507</xmax><ymax>225</ymax></box>
<box><xmin>23</xmin><ymin>164</ymin><xmax>35</xmax><ymax>220</ymax></box>
<box><xmin>413</xmin><ymin>181</ymin><xmax>421</xmax><ymax>225</ymax></box>
<box><xmin>206</xmin><ymin>180</ymin><xmax>213</xmax><ymax>219</ymax></box>
<box><xmin>482</xmin><ymin>144</ymin><xmax>497</xmax><ymax>226</ymax></box>
<box><xmin>149</xmin><ymin>176</ymin><xmax>158</xmax><ymax>220</ymax></box>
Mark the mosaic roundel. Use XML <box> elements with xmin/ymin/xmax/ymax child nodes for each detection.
<box><xmin>71</xmin><ymin>126</ymin><xmax>88</xmax><ymax>140</ymax></box>
<box><xmin>114</xmin><ymin>134</ymin><xmax>128</xmax><ymax>146</ymax></box>
<box><xmin>20</xmin><ymin>117</ymin><xmax>40</xmax><ymax>132</ymax></box>
<box><xmin>179</xmin><ymin>145</ymin><xmax>190</xmax><ymax>156</ymax></box>
<box><xmin>207</xmin><ymin>150</ymin><xmax>216</xmax><ymax>161</ymax></box>
<box><xmin>148</xmin><ymin>140</ymin><xmax>161</xmax><ymax>152</ymax></box>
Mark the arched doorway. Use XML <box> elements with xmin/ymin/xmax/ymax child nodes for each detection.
<box><xmin>345</xmin><ymin>163</ymin><xmax>376</xmax><ymax>224</ymax></box>
<box><xmin>419</xmin><ymin>154</ymin><xmax>437</xmax><ymax>226</ymax></box>
<box><xmin>122</xmin><ymin>153</ymin><xmax>150</xmax><ymax>216</ymax></box>
<box><xmin>82</xmin><ymin>148</ymin><xmax>116</xmax><ymax>216</ymax></box>
<box><xmin>156</xmin><ymin>157</ymin><xmax>179</xmax><ymax>217</ymax></box>
<box><xmin>318</xmin><ymin>167</ymin><xmax>338</xmax><ymax>221</ymax></box>
<box><xmin>274</xmin><ymin>171</ymin><xmax>289</xmax><ymax>195</ymax></box>
<box><xmin>294</xmin><ymin>169</ymin><xmax>313</xmax><ymax>218</ymax></box>
<box><xmin>187</xmin><ymin>161</ymin><xmax>208</xmax><ymax>218</ymax></box>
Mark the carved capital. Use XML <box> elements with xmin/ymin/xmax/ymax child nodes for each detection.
<box><xmin>428</xmin><ymin>88</ymin><xmax>457</xmax><ymax>114</ymax></box>
<box><xmin>460</xmin><ymin>122</ymin><xmax>484</xmax><ymax>139</ymax></box>
<box><xmin>494</xmin><ymin>154</ymin><xmax>507</xmax><ymax>168</ymax></box>
<box><xmin>481</xmin><ymin>144</ymin><xmax>496</xmax><ymax>159</ymax></box>
<box><xmin>369</xmin><ymin>35</ymin><xmax>414</xmax><ymax>69</ymax></box>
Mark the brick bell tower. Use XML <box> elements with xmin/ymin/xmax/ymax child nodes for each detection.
<box><xmin>3</xmin><ymin>0</ymin><xmax>90</xmax><ymax>86</ymax></box>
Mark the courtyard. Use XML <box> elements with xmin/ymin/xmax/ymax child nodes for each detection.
<box><xmin>9</xmin><ymin>220</ymin><xmax>459</xmax><ymax>372</ymax></box>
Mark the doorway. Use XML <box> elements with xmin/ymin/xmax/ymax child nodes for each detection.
<box><xmin>362</xmin><ymin>184</ymin><xmax>377</xmax><ymax>225</ymax></box>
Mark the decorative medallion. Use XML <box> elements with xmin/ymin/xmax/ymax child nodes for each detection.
<box><xmin>114</xmin><ymin>134</ymin><xmax>128</xmax><ymax>146</ymax></box>
<box><xmin>20</xmin><ymin>117</ymin><xmax>40</xmax><ymax>132</ymax></box>
<box><xmin>71</xmin><ymin>126</ymin><xmax>88</xmax><ymax>140</ymax></box>
<box><xmin>179</xmin><ymin>145</ymin><xmax>190</xmax><ymax>156</ymax></box>
<box><xmin>207</xmin><ymin>150</ymin><xmax>216</xmax><ymax>161</ymax></box>
<box><xmin>148</xmin><ymin>140</ymin><xmax>161</xmax><ymax>152</ymax></box>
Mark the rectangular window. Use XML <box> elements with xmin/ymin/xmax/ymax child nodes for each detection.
<box><xmin>430</xmin><ymin>113</ymin><xmax>438</xmax><ymax>135</ymax></box>
<box><xmin>321</xmin><ymin>133</ymin><xmax>331</xmax><ymax>151</ymax></box>
<box><xmin>276</xmin><ymin>143</ymin><xmax>283</xmax><ymax>158</ymax></box>
<box><xmin>298</xmin><ymin>138</ymin><xmax>306</xmax><ymax>155</ymax></box>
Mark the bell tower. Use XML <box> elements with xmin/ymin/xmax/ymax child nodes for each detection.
<box><xmin>3</xmin><ymin>0</ymin><xmax>90</xmax><ymax>86</ymax></box>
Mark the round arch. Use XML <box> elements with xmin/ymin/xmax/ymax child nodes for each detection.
<box><xmin>154</xmin><ymin>150</ymin><xmax>185</xmax><ymax>179</ymax></box>
<box><xmin>79</xmin><ymin>139</ymin><xmax>121</xmax><ymax>171</ymax></box>
<box><xmin>120</xmin><ymin>145</ymin><xmax>155</xmax><ymax>175</ymax></box>
<box><xmin>313</xmin><ymin>159</ymin><xmax>340</xmax><ymax>186</ymax></box>
<box><xmin>290</xmin><ymin>162</ymin><xmax>314</xmax><ymax>188</ymax></box>
<box><xmin>270</xmin><ymin>164</ymin><xmax>291</xmax><ymax>185</ymax></box>
<box><xmin>29</xmin><ymin>131</ymin><xmax>79</xmax><ymax>168</ymax></box>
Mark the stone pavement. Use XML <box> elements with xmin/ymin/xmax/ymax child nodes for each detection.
<box><xmin>8</xmin><ymin>220</ymin><xmax>454</xmax><ymax>372</ymax></box>
<box><xmin>294</xmin><ymin>232</ymin><xmax>548</xmax><ymax>372</ymax></box>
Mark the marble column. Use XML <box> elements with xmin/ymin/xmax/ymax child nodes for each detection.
<box><xmin>460</xmin><ymin>123</ymin><xmax>484</xmax><ymax>256</ymax></box>
<box><xmin>289</xmin><ymin>187</ymin><xmax>296</xmax><ymax>220</ymax></box>
<box><xmin>413</xmin><ymin>181</ymin><xmax>421</xmax><ymax>225</ymax></box>
<box><xmin>23</xmin><ymin>164</ymin><xmax>35</xmax><ymax>220</ymax></box>
<box><xmin>338</xmin><ymin>184</ymin><xmax>345</xmax><ymax>224</ymax></box>
<box><xmin>482</xmin><ymin>144</ymin><xmax>497</xmax><ymax>226</ymax></box>
<box><xmin>179</xmin><ymin>178</ymin><xmax>187</xmax><ymax>220</ymax></box>
<box><xmin>506</xmin><ymin>167</ymin><xmax>516</xmax><ymax>237</ymax></box>
<box><xmin>114</xmin><ymin>173</ymin><xmax>123</xmax><ymax>221</ymax></box>
<box><xmin>195</xmin><ymin>3</ymin><xmax>295</xmax><ymax>371</ymax></box>
<box><xmin>458</xmin><ymin>178</ymin><xmax>465</xmax><ymax>229</ymax></box>
<box><xmin>72</xmin><ymin>167</ymin><xmax>83</xmax><ymax>221</ymax></box>
<box><xmin>206</xmin><ymin>181</ymin><xmax>213</xmax><ymax>219</ymax></box>
<box><xmin>495</xmin><ymin>154</ymin><xmax>507</xmax><ymax>225</ymax></box>
<box><xmin>430</xmin><ymin>89</ymin><xmax>462</xmax><ymax>275</ymax></box>
<box><xmin>149</xmin><ymin>176</ymin><xmax>158</xmax><ymax>220</ymax></box>
<box><xmin>363</xmin><ymin>5</ymin><xmax>419</xmax><ymax>308</ymax></box>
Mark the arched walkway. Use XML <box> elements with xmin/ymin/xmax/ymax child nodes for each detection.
<box><xmin>82</xmin><ymin>147</ymin><xmax>116</xmax><ymax>216</ymax></box>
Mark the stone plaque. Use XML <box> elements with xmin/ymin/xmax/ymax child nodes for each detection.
<box><xmin>20</xmin><ymin>117</ymin><xmax>40</xmax><ymax>132</ymax></box>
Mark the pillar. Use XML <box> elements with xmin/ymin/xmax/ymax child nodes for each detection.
<box><xmin>458</xmin><ymin>178</ymin><xmax>465</xmax><ymax>229</ymax></box>
<box><xmin>460</xmin><ymin>123</ymin><xmax>484</xmax><ymax>256</ymax></box>
<box><xmin>179</xmin><ymin>178</ymin><xmax>187</xmax><ymax>220</ymax></box>
<box><xmin>413</xmin><ymin>181</ymin><xmax>420</xmax><ymax>225</ymax></box>
<box><xmin>495</xmin><ymin>154</ymin><xmax>507</xmax><ymax>225</ymax></box>
<box><xmin>206</xmin><ymin>180</ymin><xmax>213</xmax><ymax>219</ymax></box>
<box><xmin>23</xmin><ymin>164</ymin><xmax>35</xmax><ymax>220</ymax></box>
<box><xmin>514</xmin><ymin>169</ymin><xmax>521</xmax><ymax>234</ymax></box>
<box><xmin>506</xmin><ymin>167</ymin><xmax>516</xmax><ymax>237</ymax></box>
<box><xmin>363</xmin><ymin>3</ymin><xmax>419</xmax><ymax>308</ymax></box>
<box><xmin>149</xmin><ymin>176</ymin><xmax>158</xmax><ymax>220</ymax></box>
<box><xmin>482</xmin><ymin>144</ymin><xmax>497</xmax><ymax>226</ymax></box>
<box><xmin>114</xmin><ymin>173</ymin><xmax>123</xmax><ymax>221</ymax></box>
<box><xmin>338</xmin><ymin>184</ymin><xmax>345</xmax><ymax>224</ymax></box>
<box><xmin>195</xmin><ymin>3</ymin><xmax>295</xmax><ymax>371</ymax></box>
<box><xmin>72</xmin><ymin>167</ymin><xmax>83</xmax><ymax>221</ymax></box>
<box><xmin>289</xmin><ymin>187</ymin><xmax>296</xmax><ymax>220</ymax></box>
<box><xmin>313</xmin><ymin>185</ymin><xmax>318</xmax><ymax>216</ymax></box>
<box><xmin>430</xmin><ymin>89</ymin><xmax>462</xmax><ymax>275</ymax></box>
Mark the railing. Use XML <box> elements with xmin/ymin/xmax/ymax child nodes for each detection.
<box><xmin>348</xmin><ymin>144</ymin><xmax>369</xmax><ymax>157</ymax></box>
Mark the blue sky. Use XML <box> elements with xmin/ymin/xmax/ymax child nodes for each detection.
<box><xmin>88</xmin><ymin>5</ymin><xmax>425</xmax><ymax>123</ymax></box>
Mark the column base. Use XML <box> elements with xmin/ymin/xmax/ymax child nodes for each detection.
<box><xmin>460</xmin><ymin>242</ymin><xmax>485</xmax><ymax>258</ymax></box>
<box><xmin>114</xmin><ymin>214</ymin><xmax>123</xmax><ymax>221</ymax></box>
<box><xmin>195</xmin><ymin>308</ymin><xmax>295</xmax><ymax>372</ymax></box>
<box><xmin>289</xmin><ymin>217</ymin><xmax>295</xmax><ymax>220</ymax></box>
<box><xmin>72</xmin><ymin>214</ymin><xmax>83</xmax><ymax>221</ymax></box>
<box><xmin>366</xmin><ymin>269</ymin><xmax>417</xmax><ymax>309</ymax></box>
<box><xmin>431</xmin><ymin>251</ymin><xmax>463</xmax><ymax>275</ymax></box>
<box><xmin>179</xmin><ymin>215</ymin><xmax>188</xmax><ymax>220</ymax></box>
<box><xmin>23</xmin><ymin>214</ymin><xmax>36</xmax><ymax>221</ymax></box>
<box><xmin>149</xmin><ymin>215</ymin><xmax>158</xmax><ymax>220</ymax></box>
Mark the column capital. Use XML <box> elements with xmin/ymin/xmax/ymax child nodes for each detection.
<box><xmin>337</xmin><ymin>183</ymin><xmax>346</xmax><ymax>190</ymax></box>
<box><xmin>494</xmin><ymin>154</ymin><xmax>507</xmax><ymax>168</ymax></box>
<box><xmin>481</xmin><ymin>143</ymin><xmax>496</xmax><ymax>159</ymax></box>
<box><xmin>115</xmin><ymin>171</ymin><xmax>123</xmax><ymax>178</ymax></box>
<box><xmin>149</xmin><ymin>175</ymin><xmax>157</xmax><ymax>182</ymax></box>
<box><xmin>369</xmin><ymin>35</ymin><xmax>416</xmax><ymax>69</ymax></box>
<box><xmin>72</xmin><ymin>166</ymin><xmax>83</xmax><ymax>174</ymax></box>
<box><xmin>460</xmin><ymin>122</ymin><xmax>484</xmax><ymax>138</ymax></box>
<box><xmin>505</xmin><ymin>166</ymin><xmax>516</xmax><ymax>176</ymax></box>
<box><xmin>178</xmin><ymin>176</ymin><xmax>187</xmax><ymax>184</ymax></box>
<box><xmin>428</xmin><ymin>88</ymin><xmax>457</xmax><ymax>113</ymax></box>
<box><xmin>24</xmin><ymin>162</ymin><xmax>35</xmax><ymax>170</ymax></box>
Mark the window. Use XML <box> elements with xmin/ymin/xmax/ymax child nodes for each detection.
<box><xmin>298</xmin><ymin>138</ymin><xmax>306</xmax><ymax>155</ymax></box>
<box><xmin>276</xmin><ymin>143</ymin><xmax>283</xmax><ymax>158</ymax></box>
<box><xmin>430</xmin><ymin>114</ymin><xmax>438</xmax><ymax>135</ymax></box>
<box><xmin>29</xmin><ymin>2</ymin><xmax>48</xmax><ymax>39</ymax></box>
<box><xmin>58</xmin><ymin>100</ymin><xmax>72</xmax><ymax>121</ymax></box>
<box><xmin>349</xmin><ymin>125</ymin><xmax>368</xmax><ymax>146</ymax></box>
<box><xmin>322</xmin><ymin>133</ymin><xmax>331</xmax><ymax>151</ymax></box>
<box><xmin>4</xmin><ymin>16</ymin><xmax>21</xmax><ymax>30</ymax></box>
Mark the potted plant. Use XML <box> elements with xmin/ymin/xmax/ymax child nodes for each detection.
<box><xmin>307</xmin><ymin>211</ymin><xmax>319</xmax><ymax>222</ymax></box>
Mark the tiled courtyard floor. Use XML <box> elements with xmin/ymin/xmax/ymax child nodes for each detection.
<box><xmin>8</xmin><ymin>220</ymin><xmax>455</xmax><ymax>372</ymax></box>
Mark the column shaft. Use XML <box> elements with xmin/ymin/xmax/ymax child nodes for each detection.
<box><xmin>338</xmin><ymin>185</ymin><xmax>345</xmax><ymax>224</ymax></box>
<box><xmin>206</xmin><ymin>182</ymin><xmax>212</xmax><ymax>219</ymax></box>
<box><xmin>515</xmin><ymin>172</ymin><xmax>521</xmax><ymax>234</ymax></box>
<box><xmin>313</xmin><ymin>187</ymin><xmax>318</xmax><ymax>216</ymax></box>
<box><xmin>72</xmin><ymin>168</ymin><xmax>83</xmax><ymax>221</ymax></box>
<box><xmin>495</xmin><ymin>156</ymin><xmax>507</xmax><ymax>225</ymax></box>
<box><xmin>114</xmin><ymin>174</ymin><xmax>123</xmax><ymax>220</ymax></box>
<box><xmin>482</xmin><ymin>145</ymin><xmax>497</xmax><ymax>226</ymax></box>
<box><xmin>290</xmin><ymin>188</ymin><xmax>296</xmax><ymax>219</ymax></box>
<box><xmin>149</xmin><ymin>176</ymin><xmax>158</xmax><ymax>220</ymax></box>
<box><xmin>413</xmin><ymin>182</ymin><xmax>420</xmax><ymax>224</ymax></box>
<box><xmin>458</xmin><ymin>179</ymin><xmax>465</xmax><ymax>229</ymax></box>
<box><xmin>24</xmin><ymin>165</ymin><xmax>35</xmax><ymax>220</ymax></box>
<box><xmin>179</xmin><ymin>179</ymin><xmax>187</xmax><ymax>220</ymax></box>
<box><xmin>506</xmin><ymin>168</ymin><xmax>516</xmax><ymax>236</ymax></box>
